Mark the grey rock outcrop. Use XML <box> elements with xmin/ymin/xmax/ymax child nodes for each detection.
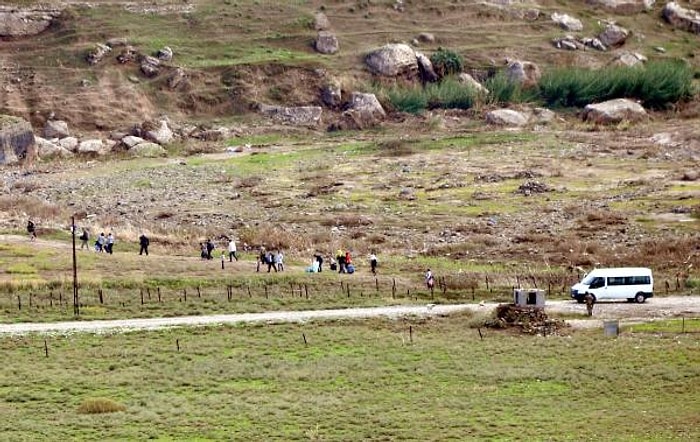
<box><xmin>347</xmin><ymin>92</ymin><xmax>386</xmax><ymax>119</ymax></box>
<box><xmin>416</xmin><ymin>52</ymin><xmax>438</xmax><ymax>82</ymax></box>
<box><xmin>551</xmin><ymin>12</ymin><xmax>583</xmax><ymax>31</ymax></box>
<box><xmin>609</xmin><ymin>51</ymin><xmax>647</xmax><ymax>66</ymax></box>
<box><xmin>259</xmin><ymin>105</ymin><xmax>323</xmax><ymax>126</ymax></box>
<box><xmin>35</xmin><ymin>136</ymin><xmax>73</xmax><ymax>159</ymax></box>
<box><xmin>315</xmin><ymin>31</ymin><xmax>339</xmax><ymax>54</ymax></box>
<box><xmin>122</xmin><ymin>135</ymin><xmax>146</xmax><ymax>148</ymax></box>
<box><xmin>58</xmin><ymin>137</ymin><xmax>78</xmax><ymax>151</ymax></box>
<box><xmin>583</xmin><ymin>98</ymin><xmax>648</xmax><ymax>124</ymax></box>
<box><xmin>365</xmin><ymin>44</ymin><xmax>418</xmax><ymax>77</ymax></box>
<box><xmin>0</xmin><ymin>6</ymin><xmax>62</xmax><ymax>37</ymax></box>
<box><xmin>145</xmin><ymin>120</ymin><xmax>174</xmax><ymax>145</ymax></box>
<box><xmin>77</xmin><ymin>139</ymin><xmax>106</xmax><ymax>156</ymax></box>
<box><xmin>506</xmin><ymin>60</ymin><xmax>541</xmax><ymax>86</ymax></box>
<box><xmin>586</xmin><ymin>0</ymin><xmax>655</xmax><ymax>14</ymax></box>
<box><xmin>485</xmin><ymin>109</ymin><xmax>529</xmax><ymax>127</ymax></box>
<box><xmin>44</xmin><ymin>120</ymin><xmax>69</xmax><ymax>139</ymax></box>
<box><xmin>0</xmin><ymin>115</ymin><xmax>35</xmax><ymax>165</ymax></box>
<box><xmin>333</xmin><ymin>92</ymin><xmax>386</xmax><ymax>130</ymax></box>
<box><xmin>130</xmin><ymin>142</ymin><xmax>166</xmax><ymax>158</ymax></box>
<box><xmin>157</xmin><ymin>46</ymin><xmax>173</xmax><ymax>62</ymax></box>
<box><xmin>140</xmin><ymin>55</ymin><xmax>161</xmax><ymax>77</ymax></box>
<box><xmin>321</xmin><ymin>83</ymin><xmax>342</xmax><ymax>108</ymax></box>
<box><xmin>86</xmin><ymin>43</ymin><xmax>112</xmax><ymax>65</ymax></box>
<box><xmin>663</xmin><ymin>2</ymin><xmax>700</xmax><ymax>34</ymax></box>
<box><xmin>598</xmin><ymin>23</ymin><xmax>629</xmax><ymax>47</ymax></box>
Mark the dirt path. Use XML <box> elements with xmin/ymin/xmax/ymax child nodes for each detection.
<box><xmin>0</xmin><ymin>296</ymin><xmax>698</xmax><ymax>335</ymax></box>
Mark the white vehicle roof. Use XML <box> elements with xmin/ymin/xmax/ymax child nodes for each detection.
<box><xmin>586</xmin><ymin>267</ymin><xmax>652</xmax><ymax>277</ymax></box>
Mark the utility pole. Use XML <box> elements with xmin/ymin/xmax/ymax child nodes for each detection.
<box><xmin>71</xmin><ymin>216</ymin><xmax>79</xmax><ymax>316</ymax></box>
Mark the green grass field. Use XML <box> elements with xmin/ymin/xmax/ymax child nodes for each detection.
<box><xmin>1</xmin><ymin>316</ymin><xmax>698</xmax><ymax>440</ymax></box>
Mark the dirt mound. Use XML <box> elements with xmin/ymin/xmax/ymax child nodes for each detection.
<box><xmin>486</xmin><ymin>304</ymin><xmax>567</xmax><ymax>335</ymax></box>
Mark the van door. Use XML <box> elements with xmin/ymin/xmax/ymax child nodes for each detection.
<box><xmin>606</xmin><ymin>276</ymin><xmax>626</xmax><ymax>299</ymax></box>
<box><xmin>588</xmin><ymin>277</ymin><xmax>606</xmax><ymax>299</ymax></box>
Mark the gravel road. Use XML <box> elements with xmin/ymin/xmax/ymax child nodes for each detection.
<box><xmin>0</xmin><ymin>296</ymin><xmax>698</xmax><ymax>335</ymax></box>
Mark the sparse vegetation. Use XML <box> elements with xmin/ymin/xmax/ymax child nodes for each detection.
<box><xmin>429</xmin><ymin>47</ymin><xmax>464</xmax><ymax>78</ymax></box>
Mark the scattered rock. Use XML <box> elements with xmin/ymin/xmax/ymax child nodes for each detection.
<box><xmin>662</xmin><ymin>1</ymin><xmax>700</xmax><ymax>34</ymax></box>
<box><xmin>117</xmin><ymin>46</ymin><xmax>138</xmax><ymax>64</ymax></box>
<box><xmin>416</xmin><ymin>52</ymin><xmax>438</xmax><ymax>83</ymax></box>
<box><xmin>314</xmin><ymin>12</ymin><xmax>331</xmax><ymax>31</ymax></box>
<box><xmin>44</xmin><ymin>120</ymin><xmax>70</xmax><ymax>139</ymax></box>
<box><xmin>582</xmin><ymin>37</ymin><xmax>607</xmax><ymax>51</ymax></box>
<box><xmin>532</xmin><ymin>108</ymin><xmax>556</xmax><ymax>124</ymax></box>
<box><xmin>259</xmin><ymin>104</ymin><xmax>323</xmax><ymax>127</ymax></box>
<box><xmin>0</xmin><ymin>6</ymin><xmax>62</xmax><ymax>37</ymax></box>
<box><xmin>0</xmin><ymin>115</ymin><xmax>35</xmax><ymax>165</ymax></box>
<box><xmin>58</xmin><ymin>137</ymin><xmax>78</xmax><ymax>151</ymax></box>
<box><xmin>346</xmin><ymin>92</ymin><xmax>386</xmax><ymax>119</ymax></box>
<box><xmin>553</xmin><ymin>36</ymin><xmax>583</xmax><ymax>50</ymax></box>
<box><xmin>598</xmin><ymin>23</ymin><xmax>629</xmax><ymax>47</ymax></box>
<box><xmin>587</xmin><ymin>0</ymin><xmax>656</xmax><ymax>15</ymax></box>
<box><xmin>140</xmin><ymin>55</ymin><xmax>161</xmax><ymax>77</ymax></box>
<box><xmin>332</xmin><ymin>92</ymin><xmax>386</xmax><ymax>131</ymax></box>
<box><xmin>505</xmin><ymin>60</ymin><xmax>541</xmax><ymax>87</ymax></box>
<box><xmin>365</xmin><ymin>44</ymin><xmax>418</xmax><ymax>77</ymax></box>
<box><xmin>485</xmin><ymin>109</ymin><xmax>529</xmax><ymax>126</ymax></box>
<box><xmin>144</xmin><ymin>120</ymin><xmax>174</xmax><ymax>145</ymax></box>
<box><xmin>457</xmin><ymin>73</ymin><xmax>488</xmax><ymax>94</ymax></box>
<box><xmin>417</xmin><ymin>32</ymin><xmax>436</xmax><ymax>43</ymax></box>
<box><xmin>35</xmin><ymin>136</ymin><xmax>73</xmax><ymax>159</ymax></box>
<box><xmin>583</xmin><ymin>98</ymin><xmax>648</xmax><ymax>124</ymax></box>
<box><xmin>156</xmin><ymin>46</ymin><xmax>173</xmax><ymax>62</ymax></box>
<box><xmin>167</xmin><ymin>67</ymin><xmax>187</xmax><ymax>89</ymax></box>
<box><xmin>122</xmin><ymin>135</ymin><xmax>146</xmax><ymax>148</ymax></box>
<box><xmin>77</xmin><ymin>139</ymin><xmax>106</xmax><ymax>156</ymax></box>
<box><xmin>681</xmin><ymin>171</ymin><xmax>698</xmax><ymax>181</ymax></box>
<box><xmin>105</xmin><ymin>37</ymin><xmax>128</xmax><ymax>47</ymax></box>
<box><xmin>609</xmin><ymin>51</ymin><xmax>647</xmax><ymax>67</ymax></box>
<box><xmin>398</xmin><ymin>187</ymin><xmax>416</xmax><ymax>200</ymax></box>
<box><xmin>86</xmin><ymin>43</ymin><xmax>112</xmax><ymax>65</ymax></box>
<box><xmin>314</xmin><ymin>31</ymin><xmax>339</xmax><ymax>54</ymax></box>
<box><xmin>130</xmin><ymin>142</ymin><xmax>166</xmax><ymax>158</ymax></box>
<box><xmin>321</xmin><ymin>83</ymin><xmax>342</xmax><ymax>108</ymax></box>
<box><xmin>516</xmin><ymin>180</ymin><xmax>554</xmax><ymax>195</ymax></box>
<box><xmin>551</xmin><ymin>12</ymin><xmax>583</xmax><ymax>31</ymax></box>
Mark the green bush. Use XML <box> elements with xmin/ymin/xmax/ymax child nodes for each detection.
<box><xmin>538</xmin><ymin>60</ymin><xmax>694</xmax><ymax>109</ymax></box>
<box><xmin>430</xmin><ymin>48</ymin><xmax>464</xmax><ymax>78</ymax></box>
<box><xmin>484</xmin><ymin>72</ymin><xmax>524</xmax><ymax>105</ymax></box>
<box><xmin>386</xmin><ymin>85</ymin><xmax>428</xmax><ymax>114</ymax></box>
<box><xmin>426</xmin><ymin>77</ymin><xmax>477</xmax><ymax>110</ymax></box>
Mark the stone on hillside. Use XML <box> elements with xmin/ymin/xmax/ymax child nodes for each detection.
<box><xmin>551</xmin><ymin>12</ymin><xmax>583</xmax><ymax>31</ymax></box>
<box><xmin>532</xmin><ymin>108</ymin><xmax>556</xmax><ymax>124</ymax></box>
<box><xmin>130</xmin><ymin>142</ymin><xmax>166</xmax><ymax>158</ymax></box>
<box><xmin>485</xmin><ymin>109</ymin><xmax>529</xmax><ymax>127</ymax></box>
<box><xmin>506</xmin><ymin>60</ymin><xmax>541</xmax><ymax>87</ymax></box>
<box><xmin>681</xmin><ymin>170</ymin><xmax>699</xmax><ymax>181</ymax></box>
<box><xmin>315</xmin><ymin>31</ymin><xmax>339</xmax><ymax>54</ymax></box>
<box><xmin>609</xmin><ymin>51</ymin><xmax>647</xmax><ymax>66</ymax></box>
<box><xmin>457</xmin><ymin>73</ymin><xmax>488</xmax><ymax>94</ymax></box>
<box><xmin>86</xmin><ymin>43</ymin><xmax>112</xmax><ymax>65</ymax></box>
<box><xmin>416</xmin><ymin>52</ymin><xmax>438</xmax><ymax>82</ymax></box>
<box><xmin>417</xmin><ymin>32</ymin><xmax>436</xmax><ymax>43</ymax></box>
<box><xmin>122</xmin><ymin>135</ymin><xmax>146</xmax><ymax>148</ymax></box>
<box><xmin>0</xmin><ymin>115</ymin><xmax>35</xmax><ymax>165</ymax></box>
<box><xmin>58</xmin><ymin>136</ymin><xmax>78</xmax><ymax>151</ymax></box>
<box><xmin>332</xmin><ymin>92</ymin><xmax>386</xmax><ymax>131</ymax></box>
<box><xmin>582</xmin><ymin>37</ymin><xmax>607</xmax><ymax>51</ymax></box>
<box><xmin>77</xmin><ymin>139</ymin><xmax>106</xmax><ymax>156</ymax></box>
<box><xmin>663</xmin><ymin>2</ymin><xmax>700</xmax><ymax>34</ymax></box>
<box><xmin>117</xmin><ymin>46</ymin><xmax>138</xmax><ymax>64</ymax></box>
<box><xmin>140</xmin><ymin>55</ymin><xmax>161</xmax><ymax>77</ymax></box>
<box><xmin>598</xmin><ymin>23</ymin><xmax>629</xmax><ymax>47</ymax></box>
<box><xmin>145</xmin><ymin>120</ymin><xmax>174</xmax><ymax>145</ymax></box>
<box><xmin>106</xmin><ymin>37</ymin><xmax>128</xmax><ymax>47</ymax></box>
<box><xmin>347</xmin><ymin>92</ymin><xmax>386</xmax><ymax>119</ymax></box>
<box><xmin>44</xmin><ymin>119</ymin><xmax>70</xmax><ymax>139</ymax></box>
<box><xmin>314</xmin><ymin>12</ymin><xmax>331</xmax><ymax>31</ymax></box>
<box><xmin>259</xmin><ymin>104</ymin><xmax>323</xmax><ymax>126</ymax></box>
<box><xmin>365</xmin><ymin>44</ymin><xmax>418</xmax><ymax>77</ymax></box>
<box><xmin>586</xmin><ymin>0</ymin><xmax>655</xmax><ymax>14</ymax></box>
<box><xmin>157</xmin><ymin>46</ymin><xmax>173</xmax><ymax>62</ymax></box>
<box><xmin>583</xmin><ymin>98</ymin><xmax>648</xmax><ymax>124</ymax></box>
<box><xmin>0</xmin><ymin>6</ymin><xmax>62</xmax><ymax>37</ymax></box>
<box><xmin>553</xmin><ymin>35</ymin><xmax>584</xmax><ymax>50</ymax></box>
<box><xmin>167</xmin><ymin>67</ymin><xmax>187</xmax><ymax>89</ymax></box>
<box><xmin>321</xmin><ymin>84</ymin><xmax>342</xmax><ymax>108</ymax></box>
<box><xmin>35</xmin><ymin>136</ymin><xmax>73</xmax><ymax>159</ymax></box>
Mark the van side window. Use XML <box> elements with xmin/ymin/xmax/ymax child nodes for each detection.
<box><xmin>625</xmin><ymin>275</ymin><xmax>650</xmax><ymax>285</ymax></box>
<box><xmin>589</xmin><ymin>277</ymin><xmax>605</xmax><ymax>289</ymax></box>
<box><xmin>608</xmin><ymin>277</ymin><xmax>625</xmax><ymax>286</ymax></box>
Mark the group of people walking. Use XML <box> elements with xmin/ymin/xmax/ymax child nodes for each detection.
<box><xmin>77</xmin><ymin>229</ymin><xmax>116</xmax><ymax>254</ymax></box>
<box><xmin>257</xmin><ymin>247</ymin><xmax>284</xmax><ymax>272</ymax></box>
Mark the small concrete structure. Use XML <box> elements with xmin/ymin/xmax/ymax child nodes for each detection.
<box><xmin>604</xmin><ymin>320</ymin><xmax>620</xmax><ymax>337</ymax></box>
<box><xmin>513</xmin><ymin>288</ymin><xmax>545</xmax><ymax>308</ymax></box>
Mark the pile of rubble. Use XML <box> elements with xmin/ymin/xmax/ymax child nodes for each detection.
<box><xmin>486</xmin><ymin>304</ymin><xmax>567</xmax><ymax>335</ymax></box>
<box><xmin>515</xmin><ymin>180</ymin><xmax>553</xmax><ymax>195</ymax></box>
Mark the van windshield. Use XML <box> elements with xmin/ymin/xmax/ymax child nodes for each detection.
<box><xmin>581</xmin><ymin>274</ymin><xmax>597</xmax><ymax>285</ymax></box>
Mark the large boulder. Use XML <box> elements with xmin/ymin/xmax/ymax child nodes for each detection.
<box><xmin>130</xmin><ymin>142</ymin><xmax>166</xmax><ymax>158</ymax></box>
<box><xmin>663</xmin><ymin>2</ymin><xmax>700</xmax><ymax>34</ymax></box>
<box><xmin>35</xmin><ymin>136</ymin><xmax>73</xmax><ymax>159</ymax></box>
<box><xmin>598</xmin><ymin>23</ymin><xmax>629</xmax><ymax>47</ymax></box>
<box><xmin>0</xmin><ymin>115</ymin><xmax>35</xmax><ymax>165</ymax></box>
<box><xmin>144</xmin><ymin>120</ymin><xmax>174</xmax><ymax>145</ymax></box>
<box><xmin>457</xmin><ymin>73</ymin><xmax>489</xmax><ymax>94</ymax></box>
<box><xmin>332</xmin><ymin>92</ymin><xmax>386</xmax><ymax>130</ymax></box>
<box><xmin>485</xmin><ymin>109</ymin><xmax>529</xmax><ymax>127</ymax></box>
<box><xmin>505</xmin><ymin>60</ymin><xmax>541</xmax><ymax>87</ymax></box>
<box><xmin>58</xmin><ymin>136</ymin><xmax>79</xmax><ymax>151</ymax></box>
<box><xmin>314</xmin><ymin>31</ymin><xmax>339</xmax><ymax>54</ymax></box>
<box><xmin>259</xmin><ymin>105</ymin><xmax>323</xmax><ymax>126</ymax></box>
<box><xmin>609</xmin><ymin>51</ymin><xmax>647</xmax><ymax>67</ymax></box>
<box><xmin>86</xmin><ymin>43</ymin><xmax>112</xmax><ymax>65</ymax></box>
<box><xmin>583</xmin><ymin>98</ymin><xmax>648</xmax><ymax>124</ymax></box>
<box><xmin>365</xmin><ymin>44</ymin><xmax>418</xmax><ymax>77</ymax></box>
<box><xmin>586</xmin><ymin>0</ymin><xmax>655</xmax><ymax>14</ymax></box>
<box><xmin>551</xmin><ymin>12</ymin><xmax>583</xmax><ymax>31</ymax></box>
<box><xmin>0</xmin><ymin>6</ymin><xmax>62</xmax><ymax>37</ymax></box>
<box><xmin>156</xmin><ymin>46</ymin><xmax>173</xmax><ymax>62</ymax></box>
<box><xmin>44</xmin><ymin>119</ymin><xmax>70</xmax><ymax>139</ymax></box>
<box><xmin>77</xmin><ymin>139</ymin><xmax>107</xmax><ymax>156</ymax></box>
<box><xmin>140</xmin><ymin>55</ymin><xmax>161</xmax><ymax>77</ymax></box>
<box><xmin>321</xmin><ymin>83</ymin><xmax>342</xmax><ymax>108</ymax></box>
<box><xmin>416</xmin><ymin>52</ymin><xmax>438</xmax><ymax>82</ymax></box>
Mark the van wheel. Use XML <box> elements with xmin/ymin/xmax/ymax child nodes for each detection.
<box><xmin>626</xmin><ymin>298</ymin><xmax>634</xmax><ymax>303</ymax></box>
<box><xmin>634</xmin><ymin>293</ymin><xmax>646</xmax><ymax>304</ymax></box>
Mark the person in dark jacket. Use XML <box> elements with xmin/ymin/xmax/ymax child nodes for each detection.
<box><xmin>139</xmin><ymin>234</ymin><xmax>150</xmax><ymax>256</ymax></box>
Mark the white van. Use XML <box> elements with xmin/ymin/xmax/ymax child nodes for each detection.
<box><xmin>570</xmin><ymin>267</ymin><xmax>653</xmax><ymax>304</ymax></box>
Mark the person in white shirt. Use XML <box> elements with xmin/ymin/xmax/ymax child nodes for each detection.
<box><xmin>228</xmin><ymin>239</ymin><xmax>238</xmax><ymax>262</ymax></box>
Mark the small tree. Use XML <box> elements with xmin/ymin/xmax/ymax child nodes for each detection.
<box><xmin>430</xmin><ymin>47</ymin><xmax>463</xmax><ymax>79</ymax></box>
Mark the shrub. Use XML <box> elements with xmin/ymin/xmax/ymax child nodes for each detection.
<box><xmin>430</xmin><ymin>47</ymin><xmax>463</xmax><ymax>78</ymax></box>
<box><xmin>426</xmin><ymin>77</ymin><xmax>476</xmax><ymax>110</ymax></box>
<box><xmin>386</xmin><ymin>85</ymin><xmax>427</xmax><ymax>114</ymax></box>
<box><xmin>77</xmin><ymin>398</ymin><xmax>126</xmax><ymax>414</ymax></box>
<box><xmin>484</xmin><ymin>72</ymin><xmax>524</xmax><ymax>105</ymax></box>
